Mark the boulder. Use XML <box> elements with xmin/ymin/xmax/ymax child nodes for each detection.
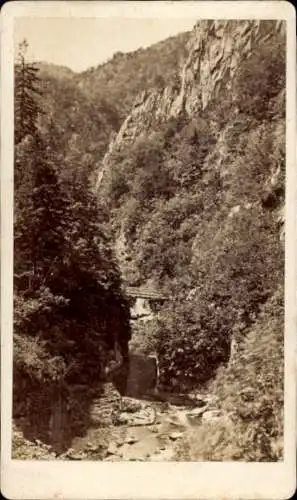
<box><xmin>169</xmin><ymin>432</ymin><xmax>183</xmax><ymax>441</ymax></box>
<box><xmin>121</xmin><ymin>397</ymin><xmax>142</xmax><ymax>413</ymax></box>
<box><xmin>149</xmin><ymin>425</ymin><xmax>159</xmax><ymax>433</ymax></box>
<box><xmin>116</xmin><ymin>414</ymin><xmax>128</xmax><ymax>425</ymax></box>
<box><xmin>118</xmin><ymin>406</ymin><xmax>156</xmax><ymax>426</ymax></box>
<box><xmin>107</xmin><ymin>443</ymin><xmax>119</xmax><ymax>455</ymax></box>
<box><xmin>125</xmin><ymin>435</ymin><xmax>138</xmax><ymax>445</ymax></box>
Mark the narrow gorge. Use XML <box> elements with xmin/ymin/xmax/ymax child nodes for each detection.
<box><xmin>13</xmin><ymin>18</ymin><xmax>285</xmax><ymax>462</ymax></box>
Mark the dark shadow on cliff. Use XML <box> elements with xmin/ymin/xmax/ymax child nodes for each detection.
<box><xmin>13</xmin><ymin>375</ymin><xmax>105</xmax><ymax>455</ymax></box>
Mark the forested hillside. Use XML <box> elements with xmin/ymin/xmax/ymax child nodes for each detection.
<box><xmin>13</xmin><ymin>20</ymin><xmax>285</xmax><ymax>462</ymax></box>
<box><xmin>12</xmin><ymin>28</ymin><xmax>193</xmax><ymax>457</ymax></box>
<box><xmin>100</xmin><ymin>20</ymin><xmax>286</xmax><ymax>460</ymax></box>
<box><xmin>13</xmin><ymin>41</ymin><xmax>131</xmax><ymax>449</ymax></box>
<box><xmin>36</xmin><ymin>30</ymin><xmax>191</xmax><ymax>184</ymax></box>
<box><xmin>74</xmin><ymin>31</ymin><xmax>190</xmax><ymax>122</ymax></box>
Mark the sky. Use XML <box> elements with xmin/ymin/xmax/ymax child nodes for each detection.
<box><xmin>14</xmin><ymin>17</ymin><xmax>197</xmax><ymax>72</ymax></box>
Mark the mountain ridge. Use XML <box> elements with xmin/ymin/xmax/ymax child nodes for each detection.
<box><xmin>98</xmin><ymin>19</ymin><xmax>285</xmax><ymax>169</ymax></box>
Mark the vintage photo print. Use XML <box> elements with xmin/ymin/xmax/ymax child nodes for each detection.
<box><xmin>1</xmin><ymin>1</ymin><xmax>296</xmax><ymax>499</ymax></box>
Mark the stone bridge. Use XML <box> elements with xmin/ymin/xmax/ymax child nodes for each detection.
<box><xmin>125</xmin><ymin>286</ymin><xmax>168</xmax><ymax>320</ymax></box>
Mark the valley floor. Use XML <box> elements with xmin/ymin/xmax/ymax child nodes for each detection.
<box><xmin>12</xmin><ymin>386</ymin><xmax>218</xmax><ymax>461</ymax></box>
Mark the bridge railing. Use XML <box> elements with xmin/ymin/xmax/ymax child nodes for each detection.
<box><xmin>125</xmin><ymin>287</ymin><xmax>168</xmax><ymax>301</ymax></box>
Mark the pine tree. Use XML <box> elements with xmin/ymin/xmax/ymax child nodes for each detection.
<box><xmin>15</xmin><ymin>135</ymin><xmax>68</xmax><ymax>289</ymax></box>
<box><xmin>14</xmin><ymin>41</ymin><xmax>131</xmax><ymax>391</ymax></box>
<box><xmin>14</xmin><ymin>39</ymin><xmax>43</xmax><ymax>144</ymax></box>
<box><xmin>13</xmin><ymin>40</ymin><xmax>132</xmax><ymax>452</ymax></box>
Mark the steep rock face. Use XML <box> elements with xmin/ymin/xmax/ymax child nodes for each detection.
<box><xmin>177</xmin><ymin>19</ymin><xmax>284</xmax><ymax>114</ymax></box>
<box><xmin>97</xmin><ymin>19</ymin><xmax>284</xmax><ymax>181</ymax></box>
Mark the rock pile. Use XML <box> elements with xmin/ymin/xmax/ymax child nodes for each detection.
<box><xmin>89</xmin><ymin>383</ymin><xmax>122</xmax><ymax>426</ymax></box>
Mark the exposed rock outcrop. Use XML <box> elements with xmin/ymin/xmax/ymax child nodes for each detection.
<box><xmin>97</xmin><ymin>19</ymin><xmax>285</xmax><ymax>188</ymax></box>
<box><xmin>97</xmin><ymin>18</ymin><xmax>285</xmax><ymax>400</ymax></box>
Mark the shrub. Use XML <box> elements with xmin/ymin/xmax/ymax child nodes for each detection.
<box><xmin>175</xmin><ymin>287</ymin><xmax>284</xmax><ymax>461</ymax></box>
<box><xmin>234</xmin><ymin>33</ymin><xmax>285</xmax><ymax>121</ymax></box>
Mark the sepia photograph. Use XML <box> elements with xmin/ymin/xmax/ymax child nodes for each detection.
<box><xmin>1</xmin><ymin>1</ymin><xmax>296</xmax><ymax>499</ymax></box>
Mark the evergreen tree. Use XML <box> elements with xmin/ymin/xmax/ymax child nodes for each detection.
<box><xmin>14</xmin><ymin>39</ymin><xmax>43</xmax><ymax>144</ymax></box>
<box><xmin>13</xmin><ymin>41</ymin><xmax>131</xmax><ymax>392</ymax></box>
<box><xmin>15</xmin><ymin>132</ymin><xmax>67</xmax><ymax>289</ymax></box>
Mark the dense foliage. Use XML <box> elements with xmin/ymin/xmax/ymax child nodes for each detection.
<box><xmin>32</xmin><ymin>30</ymin><xmax>191</xmax><ymax>192</ymax></box>
<box><xmin>175</xmin><ymin>285</ymin><xmax>284</xmax><ymax>461</ymax></box>
<box><xmin>103</xmin><ymin>28</ymin><xmax>285</xmax><ymax>391</ymax></box>
<box><xmin>14</xmin><ymin>42</ymin><xmax>131</xmax><ymax>397</ymax></box>
<box><xmin>13</xmin><ymin>22</ymin><xmax>285</xmax><ymax>462</ymax></box>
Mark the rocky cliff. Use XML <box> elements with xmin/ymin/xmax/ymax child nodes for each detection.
<box><xmin>98</xmin><ymin>19</ymin><xmax>285</xmax><ymax>182</ymax></box>
<box><xmin>100</xmin><ymin>17</ymin><xmax>285</xmax><ymax>392</ymax></box>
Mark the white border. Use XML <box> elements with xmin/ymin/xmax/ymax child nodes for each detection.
<box><xmin>1</xmin><ymin>2</ymin><xmax>296</xmax><ymax>499</ymax></box>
